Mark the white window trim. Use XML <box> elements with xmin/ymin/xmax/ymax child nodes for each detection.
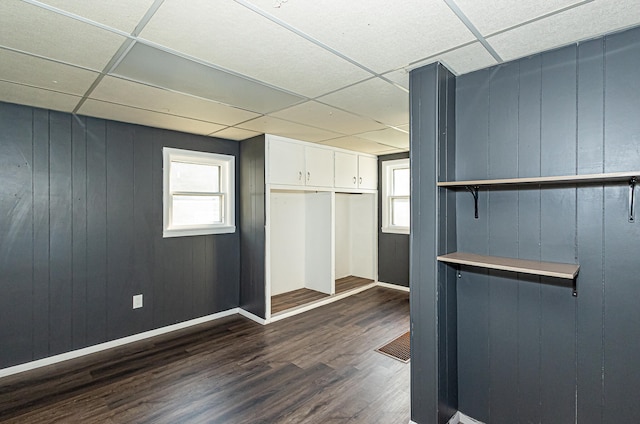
<box><xmin>381</xmin><ymin>158</ymin><xmax>410</xmax><ymax>235</ymax></box>
<box><xmin>163</xmin><ymin>147</ymin><xmax>235</xmax><ymax>238</ymax></box>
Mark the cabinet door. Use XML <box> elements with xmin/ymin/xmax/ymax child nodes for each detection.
<box><xmin>358</xmin><ymin>155</ymin><xmax>378</xmax><ymax>190</ymax></box>
<box><xmin>305</xmin><ymin>146</ymin><xmax>334</xmax><ymax>187</ymax></box>
<box><xmin>334</xmin><ymin>151</ymin><xmax>358</xmax><ymax>189</ymax></box>
<box><xmin>268</xmin><ymin>139</ymin><xmax>305</xmax><ymax>186</ymax></box>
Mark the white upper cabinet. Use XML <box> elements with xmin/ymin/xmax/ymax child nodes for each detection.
<box><xmin>305</xmin><ymin>145</ymin><xmax>334</xmax><ymax>187</ymax></box>
<box><xmin>357</xmin><ymin>155</ymin><xmax>378</xmax><ymax>190</ymax></box>
<box><xmin>268</xmin><ymin>138</ymin><xmax>305</xmax><ymax>186</ymax></box>
<box><xmin>334</xmin><ymin>151</ymin><xmax>359</xmax><ymax>189</ymax></box>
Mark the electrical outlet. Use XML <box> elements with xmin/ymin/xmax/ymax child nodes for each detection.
<box><xmin>133</xmin><ymin>294</ymin><xmax>143</xmax><ymax>309</ymax></box>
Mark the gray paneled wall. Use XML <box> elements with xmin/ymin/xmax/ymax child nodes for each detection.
<box><xmin>0</xmin><ymin>102</ymin><xmax>240</xmax><ymax>370</ymax></box>
<box><xmin>378</xmin><ymin>152</ymin><xmax>410</xmax><ymax>287</ymax></box>
<box><xmin>452</xmin><ymin>28</ymin><xmax>640</xmax><ymax>423</ymax></box>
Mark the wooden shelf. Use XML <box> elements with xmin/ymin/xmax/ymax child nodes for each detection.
<box><xmin>437</xmin><ymin>252</ymin><xmax>579</xmax><ymax>280</ymax></box>
<box><xmin>437</xmin><ymin>171</ymin><xmax>639</xmax><ymax>187</ymax></box>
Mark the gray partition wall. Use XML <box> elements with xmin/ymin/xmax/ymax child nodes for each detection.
<box><xmin>0</xmin><ymin>102</ymin><xmax>241</xmax><ymax>370</ymax></box>
<box><xmin>410</xmin><ymin>26</ymin><xmax>640</xmax><ymax>423</ymax></box>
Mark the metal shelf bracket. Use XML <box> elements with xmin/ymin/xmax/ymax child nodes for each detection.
<box><xmin>465</xmin><ymin>185</ymin><xmax>480</xmax><ymax>219</ymax></box>
<box><xmin>630</xmin><ymin>177</ymin><xmax>637</xmax><ymax>223</ymax></box>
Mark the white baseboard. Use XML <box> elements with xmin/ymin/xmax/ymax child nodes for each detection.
<box><xmin>238</xmin><ymin>308</ymin><xmax>268</xmax><ymax>325</ymax></box>
<box><xmin>0</xmin><ymin>308</ymin><xmax>239</xmax><ymax>379</ymax></box>
<box><xmin>377</xmin><ymin>281</ymin><xmax>410</xmax><ymax>292</ymax></box>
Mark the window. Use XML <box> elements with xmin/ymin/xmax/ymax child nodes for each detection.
<box><xmin>382</xmin><ymin>158</ymin><xmax>410</xmax><ymax>234</ymax></box>
<box><xmin>163</xmin><ymin>147</ymin><xmax>235</xmax><ymax>237</ymax></box>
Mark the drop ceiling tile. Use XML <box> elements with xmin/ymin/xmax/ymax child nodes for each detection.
<box><xmin>454</xmin><ymin>0</ymin><xmax>582</xmax><ymax>36</ymax></box>
<box><xmin>0</xmin><ymin>0</ymin><xmax>127</xmax><ymax>71</ymax></box>
<box><xmin>139</xmin><ymin>0</ymin><xmax>372</xmax><ymax>97</ymax></box>
<box><xmin>488</xmin><ymin>0</ymin><xmax>640</xmax><ymax>62</ymax></box>
<box><xmin>91</xmin><ymin>76</ymin><xmax>260</xmax><ymax>126</ymax></box>
<box><xmin>0</xmin><ymin>80</ymin><xmax>80</xmax><ymax>112</ymax></box>
<box><xmin>237</xmin><ymin>116</ymin><xmax>342</xmax><ymax>143</ymax></box>
<box><xmin>317</xmin><ymin>136</ymin><xmax>394</xmax><ymax>155</ymax></box>
<box><xmin>356</xmin><ymin>127</ymin><xmax>409</xmax><ymax>150</ymax></box>
<box><xmin>112</xmin><ymin>43</ymin><xmax>304</xmax><ymax>114</ymax></box>
<box><xmin>210</xmin><ymin>127</ymin><xmax>262</xmax><ymax>141</ymax></box>
<box><xmin>0</xmin><ymin>48</ymin><xmax>98</xmax><ymax>95</ymax></box>
<box><xmin>244</xmin><ymin>0</ymin><xmax>476</xmax><ymax>73</ymax></box>
<box><xmin>405</xmin><ymin>42</ymin><xmax>500</xmax><ymax>76</ymax></box>
<box><xmin>382</xmin><ymin>70</ymin><xmax>410</xmax><ymax>90</ymax></box>
<box><xmin>79</xmin><ymin>99</ymin><xmax>226</xmax><ymax>135</ymax></box>
<box><xmin>317</xmin><ymin>79</ymin><xmax>409</xmax><ymax>126</ymax></box>
<box><xmin>270</xmin><ymin>101</ymin><xmax>386</xmax><ymax>135</ymax></box>
<box><xmin>33</xmin><ymin>0</ymin><xmax>155</xmax><ymax>33</ymax></box>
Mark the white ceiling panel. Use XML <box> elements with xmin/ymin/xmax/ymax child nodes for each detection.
<box><xmin>139</xmin><ymin>0</ymin><xmax>372</xmax><ymax>97</ymax></box>
<box><xmin>79</xmin><ymin>99</ymin><xmax>227</xmax><ymax>135</ymax></box>
<box><xmin>33</xmin><ymin>0</ymin><xmax>156</xmax><ymax>33</ymax></box>
<box><xmin>91</xmin><ymin>76</ymin><xmax>260</xmax><ymax>126</ymax></box>
<box><xmin>356</xmin><ymin>127</ymin><xmax>409</xmax><ymax>150</ymax></box>
<box><xmin>0</xmin><ymin>48</ymin><xmax>98</xmax><ymax>95</ymax></box>
<box><xmin>488</xmin><ymin>0</ymin><xmax>640</xmax><ymax>61</ymax></box>
<box><xmin>0</xmin><ymin>80</ymin><xmax>80</xmax><ymax>112</ymax></box>
<box><xmin>318</xmin><ymin>136</ymin><xmax>396</xmax><ymax>155</ymax></box>
<box><xmin>238</xmin><ymin>116</ymin><xmax>342</xmax><ymax>143</ymax></box>
<box><xmin>0</xmin><ymin>0</ymin><xmax>127</xmax><ymax>71</ymax></box>
<box><xmin>400</xmin><ymin>42</ymin><xmax>499</xmax><ymax>77</ymax></box>
<box><xmin>244</xmin><ymin>0</ymin><xmax>476</xmax><ymax>73</ymax></box>
<box><xmin>318</xmin><ymin>78</ymin><xmax>409</xmax><ymax>126</ymax></box>
<box><xmin>382</xmin><ymin>70</ymin><xmax>411</xmax><ymax>91</ymax></box>
<box><xmin>454</xmin><ymin>0</ymin><xmax>582</xmax><ymax>36</ymax></box>
<box><xmin>211</xmin><ymin>127</ymin><xmax>262</xmax><ymax>141</ymax></box>
<box><xmin>270</xmin><ymin>101</ymin><xmax>386</xmax><ymax>135</ymax></box>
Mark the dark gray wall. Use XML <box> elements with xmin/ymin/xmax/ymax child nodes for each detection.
<box><xmin>239</xmin><ymin>135</ymin><xmax>266</xmax><ymax>318</ymax></box>
<box><xmin>0</xmin><ymin>101</ymin><xmax>240</xmax><ymax>370</ymax></box>
<box><xmin>378</xmin><ymin>152</ymin><xmax>410</xmax><ymax>287</ymax></box>
<box><xmin>452</xmin><ymin>28</ymin><xmax>640</xmax><ymax>423</ymax></box>
<box><xmin>409</xmin><ymin>62</ymin><xmax>457</xmax><ymax>424</ymax></box>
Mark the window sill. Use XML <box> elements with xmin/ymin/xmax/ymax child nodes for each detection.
<box><xmin>381</xmin><ymin>227</ymin><xmax>410</xmax><ymax>235</ymax></box>
<box><xmin>163</xmin><ymin>225</ymin><xmax>236</xmax><ymax>238</ymax></box>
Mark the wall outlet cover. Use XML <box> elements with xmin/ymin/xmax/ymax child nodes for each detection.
<box><xmin>133</xmin><ymin>294</ymin><xmax>143</xmax><ymax>309</ymax></box>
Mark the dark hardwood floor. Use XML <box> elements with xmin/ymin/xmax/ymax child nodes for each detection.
<box><xmin>0</xmin><ymin>287</ymin><xmax>410</xmax><ymax>424</ymax></box>
<box><xmin>271</xmin><ymin>276</ymin><xmax>375</xmax><ymax>315</ymax></box>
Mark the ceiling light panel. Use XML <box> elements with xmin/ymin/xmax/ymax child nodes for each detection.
<box><xmin>318</xmin><ymin>136</ymin><xmax>398</xmax><ymax>155</ymax></box>
<box><xmin>356</xmin><ymin>127</ymin><xmax>409</xmax><ymax>149</ymax></box>
<box><xmin>91</xmin><ymin>76</ymin><xmax>260</xmax><ymax>126</ymax></box>
<box><xmin>31</xmin><ymin>0</ymin><xmax>156</xmax><ymax>33</ymax></box>
<box><xmin>237</xmin><ymin>116</ymin><xmax>342</xmax><ymax>143</ymax></box>
<box><xmin>244</xmin><ymin>0</ymin><xmax>476</xmax><ymax>73</ymax></box>
<box><xmin>318</xmin><ymin>78</ymin><xmax>409</xmax><ymax>126</ymax></box>
<box><xmin>453</xmin><ymin>0</ymin><xmax>585</xmax><ymax>36</ymax></box>
<box><xmin>488</xmin><ymin>0</ymin><xmax>640</xmax><ymax>61</ymax></box>
<box><xmin>138</xmin><ymin>0</ymin><xmax>372</xmax><ymax>98</ymax></box>
<box><xmin>112</xmin><ymin>43</ymin><xmax>304</xmax><ymax>114</ymax></box>
<box><xmin>270</xmin><ymin>101</ymin><xmax>386</xmax><ymax>135</ymax></box>
<box><xmin>0</xmin><ymin>0</ymin><xmax>126</xmax><ymax>71</ymax></box>
<box><xmin>210</xmin><ymin>127</ymin><xmax>262</xmax><ymax>141</ymax></box>
<box><xmin>0</xmin><ymin>48</ymin><xmax>99</xmax><ymax>95</ymax></box>
<box><xmin>79</xmin><ymin>99</ymin><xmax>227</xmax><ymax>136</ymax></box>
<box><xmin>0</xmin><ymin>80</ymin><xmax>81</xmax><ymax>112</ymax></box>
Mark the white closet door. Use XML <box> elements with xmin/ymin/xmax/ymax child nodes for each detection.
<box><xmin>305</xmin><ymin>146</ymin><xmax>334</xmax><ymax>187</ymax></box>
<box><xmin>357</xmin><ymin>155</ymin><xmax>378</xmax><ymax>190</ymax></box>
<box><xmin>268</xmin><ymin>139</ymin><xmax>305</xmax><ymax>186</ymax></box>
<box><xmin>334</xmin><ymin>151</ymin><xmax>358</xmax><ymax>189</ymax></box>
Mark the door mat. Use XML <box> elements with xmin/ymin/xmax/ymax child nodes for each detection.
<box><xmin>375</xmin><ymin>331</ymin><xmax>410</xmax><ymax>363</ymax></box>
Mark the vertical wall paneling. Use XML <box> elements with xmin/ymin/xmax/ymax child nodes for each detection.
<box><xmin>576</xmin><ymin>37</ymin><xmax>605</xmax><ymax>424</ymax></box>
<box><xmin>239</xmin><ymin>135</ymin><xmax>266</xmax><ymax>318</ymax></box>
<box><xmin>602</xmin><ymin>27</ymin><xmax>640</xmax><ymax>423</ymax></box>
<box><xmin>0</xmin><ymin>101</ymin><xmax>240</xmax><ymax>369</ymax></box>
<box><xmin>48</xmin><ymin>111</ymin><xmax>73</xmax><ymax>356</ymax></box>
<box><xmin>0</xmin><ymin>104</ymin><xmax>34</xmax><ymax>367</ymax></box>
<box><xmin>515</xmin><ymin>54</ymin><xmax>543</xmax><ymax>424</ymax></box>
<box><xmin>377</xmin><ymin>152</ymin><xmax>410</xmax><ymax>287</ymax></box>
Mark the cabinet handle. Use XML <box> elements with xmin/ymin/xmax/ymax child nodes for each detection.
<box><xmin>359</xmin><ymin>177</ymin><xmax>363</xmax><ymax>185</ymax></box>
<box><xmin>298</xmin><ymin>171</ymin><xmax>302</xmax><ymax>180</ymax></box>
<box><xmin>307</xmin><ymin>171</ymin><xmax>310</xmax><ymax>181</ymax></box>
<box><xmin>353</xmin><ymin>176</ymin><xmax>356</xmax><ymax>185</ymax></box>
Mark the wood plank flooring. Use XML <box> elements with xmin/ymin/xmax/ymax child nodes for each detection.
<box><xmin>271</xmin><ymin>276</ymin><xmax>375</xmax><ymax>315</ymax></box>
<box><xmin>0</xmin><ymin>287</ymin><xmax>410</xmax><ymax>424</ymax></box>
